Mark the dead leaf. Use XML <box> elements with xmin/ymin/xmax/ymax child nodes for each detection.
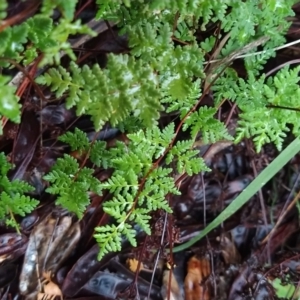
<box><xmin>126</xmin><ymin>258</ymin><xmax>144</xmax><ymax>273</ymax></box>
<box><xmin>37</xmin><ymin>271</ymin><xmax>63</xmax><ymax>300</ymax></box>
<box><xmin>184</xmin><ymin>256</ymin><xmax>211</xmax><ymax>300</ymax></box>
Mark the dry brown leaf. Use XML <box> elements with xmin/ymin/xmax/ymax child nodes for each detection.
<box><xmin>37</xmin><ymin>271</ymin><xmax>63</xmax><ymax>300</ymax></box>
<box><xmin>184</xmin><ymin>256</ymin><xmax>211</xmax><ymax>300</ymax></box>
<box><xmin>126</xmin><ymin>258</ymin><xmax>146</xmax><ymax>273</ymax></box>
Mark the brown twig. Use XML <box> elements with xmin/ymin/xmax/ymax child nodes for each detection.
<box><xmin>0</xmin><ymin>1</ymin><xmax>40</xmax><ymax>32</ymax></box>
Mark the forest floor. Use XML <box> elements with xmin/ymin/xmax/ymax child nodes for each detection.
<box><xmin>2</xmin><ymin>2</ymin><xmax>300</xmax><ymax>300</ymax></box>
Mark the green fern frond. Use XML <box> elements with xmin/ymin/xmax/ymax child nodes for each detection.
<box><xmin>37</xmin><ymin>56</ymin><xmax>162</xmax><ymax>130</ymax></box>
<box><xmin>166</xmin><ymin>140</ymin><xmax>210</xmax><ymax>176</ymax></box>
<box><xmin>81</xmin><ymin>124</ymin><xmax>209</xmax><ymax>259</ymax></box>
<box><xmin>94</xmin><ymin>224</ymin><xmax>123</xmax><ymax>258</ymax></box>
<box><xmin>36</xmin><ymin>66</ymin><xmax>72</xmax><ymax>97</ymax></box>
<box><xmin>221</xmin><ymin>66</ymin><xmax>300</xmax><ymax>151</ymax></box>
<box><xmin>0</xmin><ymin>193</ymin><xmax>37</xmax><ymax>218</ymax></box>
<box><xmin>7</xmin><ymin>179</ymin><xmax>34</xmax><ymax>195</ymax></box>
<box><xmin>129</xmin><ymin>208</ymin><xmax>151</xmax><ymax>234</ymax></box>
<box><xmin>0</xmin><ymin>153</ymin><xmax>38</xmax><ymax>230</ymax></box>
<box><xmin>0</xmin><ymin>24</ymin><xmax>28</xmax><ymax>62</ymax></box>
<box><xmin>26</xmin><ymin>16</ymin><xmax>53</xmax><ymax>46</ymax></box>
<box><xmin>103</xmin><ymin>193</ymin><xmax>134</xmax><ymax>221</ymax></box>
<box><xmin>162</xmin><ymin>79</ymin><xmax>201</xmax><ymax>119</ymax></box>
<box><xmin>90</xmin><ymin>140</ymin><xmax>111</xmax><ymax>168</ymax></box>
<box><xmin>94</xmin><ymin>222</ymin><xmax>136</xmax><ymax>260</ymax></box>
<box><xmin>140</xmin><ymin>167</ymin><xmax>178</xmax><ymax>211</ymax></box>
<box><xmin>174</xmin><ymin>21</ymin><xmax>196</xmax><ymax>42</ymax></box>
<box><xmin>0</xmin><ymin>6</ymin><xmax>95</xmax><ymax>67</ymax></box>
<box><xmin>0</xmin><ymin>153</ymin><xmax>10</xmax><ymax>174</ymax></box>
<box><xmin>101</xmin><ymin>174</ymin><xmax>136</xmax><ymax>195</ymax></box>
<box><xmin>213</xmin><ymin>64</ymin><xmax>300</xmax><ymax>152</ymax></box>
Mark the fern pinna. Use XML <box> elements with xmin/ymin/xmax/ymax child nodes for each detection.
<box><xmin>36</xmin><ymin>58</ymin><xmax>162</xmax><ymax>130</ymax></box>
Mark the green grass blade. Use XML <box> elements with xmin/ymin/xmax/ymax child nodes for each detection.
<box><xmin>172</xmin><ymin>138</ymin><xmax>300</xmax><ymax>252</ymax></box>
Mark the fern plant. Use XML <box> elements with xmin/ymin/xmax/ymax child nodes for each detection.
<box><xmin>1</xmin><ymin>0</ymin><xmax>300</xmax><ymax>260</ymax></box>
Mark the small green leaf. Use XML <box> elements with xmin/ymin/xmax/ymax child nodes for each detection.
<box><xmin>0</xmin><ymin>76</ymin><xmax>20</xmax><ymax>122</ymax></box>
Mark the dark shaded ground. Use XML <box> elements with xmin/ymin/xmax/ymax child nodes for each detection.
<box><xmin>2</xmin><ymin>2</ymin><xmax>300</xmax><ymax>300</ymax></box>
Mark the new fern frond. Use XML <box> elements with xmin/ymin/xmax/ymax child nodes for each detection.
<box><xmin>95</xmin><ymin>124</ymin><xmax>182</xmax><ymax>259</ymax></box>
<box><xmin>0</xmin><ymin>153</ymin><xmax>38</xmax><ymax>230</ymax></box>
<box><xmin>166</xmin><ymin>140</ymin><xmax>209</xmax><ymax>176</ymax></box>
<box><xmin>58</xmin><ymin>128</ymin><xmax>90</xmax><ymax>152</ymax></box>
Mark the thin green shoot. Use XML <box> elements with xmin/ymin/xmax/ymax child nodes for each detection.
<box><xmin>172</xmin><ymin>137</ymin><xmax>300</xmax><ymax>252</ymax></box>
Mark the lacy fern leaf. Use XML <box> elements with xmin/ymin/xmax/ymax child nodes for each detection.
<box><xmin>0</xmin><ymin>153</ymin><xmax>38</xmax><ymax>230</ymax></box>
<box><xmin>166</xmin><ymin>140</ymin><xmax>210</xmax><ymax>176</ymax></box>
<box><xmin>58</xmin><ymin>127</ymin><xmax>90</xmax><ymax>152</ymax></box>
<box><xmin>183</xmin><ymin>106</ymin><xmax>234</xmax><ymax>144</ymax></box>
<box><xmin>94</xmin><ymin>224</ymin><xmax>123</xmax><ymax>255</ymax></box>
<box><xmin>37</xmin><ymin>57</ymin><xmax>162</xmax><ymax>130</ymax></box>
<box><xmin>90</xmin><ymin>140</ymin><xmax>111</xmax><ymax>168</ymax></box>
<box><xmin>93</xmin><ymin>123</ymin><xmax>209</xmax><ymax>259</ymax></box>
<box><xmin>214</xmin><ymin>66</ymin><xmax>300</xmax><ymax>152</ymax></box>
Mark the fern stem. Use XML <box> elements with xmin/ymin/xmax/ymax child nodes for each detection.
<box><xmin>122</xmin><ymin>62</ymin><xmax>230</xmax><ymax>229</ymax></box>
<box><xmin>71</xmin><ymin>130</ymin><xmax>101</xmax><ymax>185</ymax></box>
<box><xmin>8</xmin><ymin>209</ymin><xmax>20</xmax><ymax>234</ymax></box>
